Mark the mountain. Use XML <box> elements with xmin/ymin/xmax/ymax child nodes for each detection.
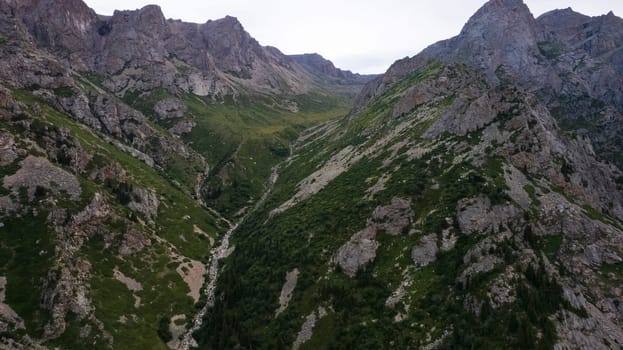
<box><xmin>0</xmin><ymin>0</ymin><xmax>374</xmax><ymax>348</ymax></box>
<box><xmin>290</xmin><ymin>53</ymin><xmax>372</xmax><ymax>83</ymax></box>
<box><xmin>1</xmin><ymin>0</ymin><xmax>623</xmax><ymax>349</ymax></box>
<box><xmin>5</xmin><ymin>0</ymin><xmax>377</xmax><ymax>217</ymax></box>
<box><xmin>15</xmin><ymin>1</ymin><xmax>373</xmax><ymax>98</ymax></box>
<box><xmin>358</xmin><ymin>0</ymin><xmax>623</xmax><ymax>169</ymax></box>
<box><xmin>198</xmin><ymin>1</ymin><xmax>623</xmax><ymax>349</ymax></box>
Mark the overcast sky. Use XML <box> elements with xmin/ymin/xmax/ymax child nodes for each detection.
<box><xmin>83</xmin><ymin>0</ymin><xmax>622</xmax><ymax>74</ymax></box>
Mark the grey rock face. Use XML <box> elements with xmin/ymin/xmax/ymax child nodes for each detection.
<box><xmin>411</xmin><ymin>234</ymin><xmax>438</xmax><ymax>267</ymax></box>
<box><xmin>154</xmin><ymin>98</ymin><xmax>187</xmax><ymax>119</ymax></box>
<box><xmin>354</xmin><ymin>0</ymin><xmax>623</xmax><ymax>169</ymax></box>
<box><xmin>429</xmin><ymin>0</ymin><xmax>541</xmax><ymax>80</ymax></box>
<box><xmin>275</xmin><ymin>268</ymin><xmax>299</xmax><ymax>316</ymax></box>
<box><xmin>487</xmin><ymin>267</ymin><xmax>518</xmax><ymax>308</ymax></box>
<box><xmin>10</xmin><ymin>1</ymin><xmax>372</xmax><ymax>100</ymax></box>
<box><xmin>42</xmin><ymin>193</ymin><xmax>113</xmax><ymax>340</ymax></box>
<box><xmin>424</xmin><ymin>91</ymin><xmax>497</xmax><ymax>138</ymax></box>
<box><xmin>169</xmin><ymin>120</ymin><xmax>196</xmax><ymax>137</ymax></box>
<box><xmin>16</xmin><ymin>0</ymin><xmax>99</xmax><ymax>70</ymax></box>
<box><xmin>72</xmin><ymin>192</ymin><xmax>109</xmax><ymax>226</ymax></box>
<box><xmin>127</xmin><ymin>187</ymin><xmax>159</xmax><ymax>223</ymax></box>
<box><xmin>292</xmin><ymin>306</ymin><xmax>328</xmax><ymax>350</ymax></box>
<box><xmin>3</xmin><ymin>156</ymin><xmax>81</xmax><ymax>201</ymax></box>
<box><xmin>118</xmin><ymin>229</ymin><xmax>151</xmax><ymax>256</ymax></box>
<box><xmin>89</xmin><ymin>162</ymin><xmax>126</xmax><ymax>183</ymax></box>
<box><xmin>0</xmin><ymin>132</ymin><xmax>17</xmax><ymax>166</ymax></box>
<box><xmin>456</xmin><ymin>196</ymin><xmax>520</xmax><ymax>235</ymax></box>
<box><xmin>334</xmin><ymin>227</ymin><xmax>379</xmax><ymax>277</ymax></box>
<box><xmin>370</xmin><ymin>197</ymin><xmax>413</xmax><ymax>235</ymax></box>
<box><xmin>290</xmin><ymin>53</ymin><xmax>375</xmax><ymax>84</ymax></box>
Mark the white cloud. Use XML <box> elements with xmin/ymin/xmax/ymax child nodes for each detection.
<box><xmin>83</xmin><ymin>0</ymin><xmax>623</xmax><ymax>74</ymax></box>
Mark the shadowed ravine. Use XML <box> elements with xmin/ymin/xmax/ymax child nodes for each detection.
<box><xmin>177</xmin><ymin>126</ymin><xmax>304</xmax><ymax>349</ymax></box>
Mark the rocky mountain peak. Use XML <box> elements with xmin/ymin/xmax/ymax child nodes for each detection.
<box><xmin>362</xmin><ymin>0</ymin><xmax>542</xmax><ymax>98</ymax></box>
<box><xmin>20</xmin><ymin>0</ymin><xmax>96</xmax><ymax>19</ymax></box>
<box><xmin>18</xmin><ymin>0</ymin><xmax>98</xmax><ymax>35</ymax></box>
<box><xmin>110</xmin><ymin>5</ymin><xmax>167</xmax><ymax>32</ymax></box>
<box><xmin>464</xmin><ymin>0</ymin><xmax>532</xmax><ymax>26</ymax></box>
<box><xmin>356</xmin><ymin>1</ymin><xmax>623</xmax><ymax>175</ymax></box>
<box><xmin>537</xmin><ymin>7</ymin><xmax>590</xmax><ymax>27</ymax></box>
<box><xmin>209</xmin><ymin>15</ymin><xmax>244</xmax><ymax>30</ymax></box>
<box><xmin>132</xmin><ymin>4</ymin><xmax>166</xmax><ymax>26</ymax></box>
<box><xmin>197</xmin><ymin>15</ymin><xmax>263</xmax><ymax>75</ymax></box>
<box><xmin>14</xmin><ymin>0</ymin><xmax>98</xmax><ymax>67</ymax></box>
<box><xmin>457</xmin><ymin>0</ymin><xmax>539</xmax><ymax>54</ymax></box>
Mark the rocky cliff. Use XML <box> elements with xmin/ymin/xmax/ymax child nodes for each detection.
<box><xmin>356</xmin><ymin>0</ymin><xmax>623</xmax><ymax>168</ymax></box>
<box><xmin>14</xmin><ymin>1</ymin><xmax>372</xmax><ymax>98</ymax></box>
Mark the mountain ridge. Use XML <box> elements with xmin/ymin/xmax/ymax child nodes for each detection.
<box><xmin>14</xmin><ymin>1</ymin><xmax>374</xmax><ymax>99</ymax></box>
<box><xmin>354</xmin><ymin>1</ymin><xmax>623</xmax><ymax>168</ymax></box>
<box><xmin>0</xmin><ymin>0</ymin><xmax>622</xmax><ymax>349</ymax></box>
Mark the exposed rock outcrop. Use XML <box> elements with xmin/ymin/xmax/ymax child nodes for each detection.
<box><xmin>127</xmin><ymin>187</ymin><xmax>159</xmax><ymax>223</ymax></box>
<box><xmin>292</xmin><ymin>306</ymin><xmax>328</xmax><ymax>350</ymax></box>
<box><xmin>154</xmin><ymin>98</ymin><xmax>187</xmax><ymax>120</ymax></box>
<box><xmin>334</xmin><ymin>227</ymin><xmax>379</xmax><ymax>277</ymax></box>
<box><xmin>3</xmin><ymin>156</ymin><xmax>81</xmax><ymax>201</ymax></box>
<box><xmin>411</xmin><ymin>234</ymin><xmax>438</xmax><ymax>267</ymax></box>
<box><xmin>456</xmin><ymin>196</ymin><xmax>520</xmax><ymax>235</ymax></box>
<box><xmin>42</xmin><ymin>193</ymin><xmax>112</xmax><ymax>339</ymax></box>
<box><xmin>0</xmin><ymin>132</ymin><xmax>18</xmax><ymax>166</ymax></box>
<box><xmin>0</xmin><ymin>277</ymin><xmax>25</xmax><ymax>332</ymax></box>
<box><xmin>371</xmin><ymin>197</ymin><xmax>413</xmax><ymax>235</ymax></box>
<box><xmin>118</xmin><ymin>229</ymin><xmax>151</xmax><ymax>256</ymax></box>
<box><xmin>275</xmin><ymin>268</ymin><xmax>299</xmax><ymax>316</ymax></box>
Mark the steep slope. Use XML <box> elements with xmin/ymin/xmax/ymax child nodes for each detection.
<box><xmin>16</xmin><ymin>0</ymin><xmax>371</xmax><ymax>98</ymax></box>
<box><xmin>202</xmin><ymin>60</ymin><xmax>623</xmax><ymax>350</ymax></box>
<box><xmin>0</xmin><ymin>0</ymin><xmax>371</xmax><ymax>348</ymax></box>
<box><xmin>2</xmin><ymin>0</ymin><xmax>622</xmax><ymax>349</ymax></box>
<box><xmin>0</xmin><ymin>85</ymin><xmax>224</xmax><ymax>349</ymax></box>
<box><xmin>199</xmin><ymin>2</ymin><xmax>623</xmax><ymax>349</ymax></box>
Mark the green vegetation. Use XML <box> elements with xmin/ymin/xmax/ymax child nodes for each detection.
<box><xmin>119</xmin><ymin>85</ymin><xmax>351</xmax><ymax>217</ymax></box>
<box><xmin>4</xmin><ymin>51</ymin><xmax>616</xmax><ymax>349</ymax></box>
<box><xmin>78</xmin><ymin>235</ymin><xmax>193</xmax><ymax>349</ymax></box>
<box><xmin>122</xmin><ymin>88</ymin><xmax>172</xmax><ymax>117</ymax></box>
<box><xmin>12</xmin><ymin>88</ymin><xmax>222</xmax><ymax>257</ymax></box>
<box><xmin>52</xmin><ymin>86</ymin><xmax>76</xmax><ymax>98</ymax></box>
<box><xmin>0</xmin><ymin>215</ymin><xmax>54</xmax><ymax>337</ymax></box>
<box><xmin>197</xmin><ymin>62</ymin><xmax>560</xmax><ymax>349</ymax></box>
<box><xmin>2</xmin><ymin>90</ymin><xmax>223</xmax><ymax>348</ymax></box>
<box><xmin>538</xmin><ymin>41</ymin><xmax>565</xmax><ymax>60</ymax></box>
<box><xmin>181</xmin><ymin>92</ymin><xmax>349</xmax><ymax>216</ymax></box>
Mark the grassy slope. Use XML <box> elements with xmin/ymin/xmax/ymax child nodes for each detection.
<box><xmin>123</xmin><ymin>88</ymin><xmax>351</xmax><ymax>218</ymax></box>
<box><xmin>1</xmin><ymin>90</ymin><xmax>223</xmax><ymax>349</ymax></box>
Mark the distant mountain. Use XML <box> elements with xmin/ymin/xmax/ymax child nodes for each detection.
<box><xmin>290</xmin><ymin>53</ymin><xmax>373</xmax><ymax>83</ymax></box>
